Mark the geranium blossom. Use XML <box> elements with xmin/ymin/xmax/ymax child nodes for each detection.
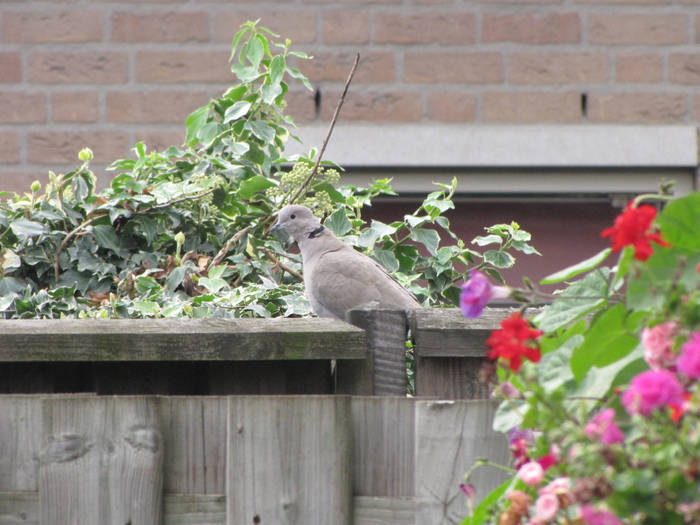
<box><xmin>486</xmin><ymin>312</ymin><xmax>543</xmax><ymax>371</ymax></box>
<box><xmin>641</xmin><ymin>321</ymin><xmax>679</xmax><ymax>370</ymax></box>
<box><xmin>534</xmin><ymin>493</ymin><xmax>559</xmax><ymax>522</ymax></box>
<box><xmin>677</xmin><ymin>332</ymin><xmax>700</xmax><ymax>379</ymax></box>
<box><xmin>621</xmin><ymin>369</ymin><xmax>685</xmax><ymax>416</ymax></box>
<box><xmin>580</xmin><ymin>504</ymin><xmax>623</xmax><ymax>525</ymax></box>
<box><xmin>460</xmin><ymin>270</ymin><xmax>511</xmax><ymax>318</ymax></box>
<box><xmin>600</xmin><ymin>202</ymin><xmax>670</xmax><ymax>261</ymax></box>
<box><xmin>584</xmin><ymin>408</ymin><xmax>624</xmax><ymax>445</ymax></box>
<box><xmin>518</xmin><ymin>461</ymin><xmax>544</xmax><ymax>485</ymax></box>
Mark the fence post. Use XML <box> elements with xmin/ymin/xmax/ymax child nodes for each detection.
<box><xmin>337</xmin><ymin>303</ymin><xmax>409</xmax><ymax>396</ymax></box>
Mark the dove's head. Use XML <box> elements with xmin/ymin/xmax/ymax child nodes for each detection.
<box><xmin>269</xmin><ymin>205</ymin><xmax>323</xmax><ymax>242</ymax></box>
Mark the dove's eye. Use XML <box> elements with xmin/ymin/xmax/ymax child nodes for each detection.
<box><xmin>290</xmin><ymin>213</ymin><xmax>297</xmax><ymax>220</ymax></box>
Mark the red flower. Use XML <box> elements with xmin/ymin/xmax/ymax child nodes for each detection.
<box><xmin>486</xmin><ymin>312</ymin><xmax>543</xmax><ymax>371</ymax></box>
<box><xmin>601</xmin><ymin>203</ymin><xmax>670</xmax><ymax>261</ymax></box>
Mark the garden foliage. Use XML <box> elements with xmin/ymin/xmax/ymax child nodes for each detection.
<box><xmin>461</xmin><ymin>192</ymin><xmax>700</xmax><ymax>525</ymax></box>
<box><xmin>0</xmin><ymin>22</ymin><xmax>535</xmax><ymax>319</ymax></box>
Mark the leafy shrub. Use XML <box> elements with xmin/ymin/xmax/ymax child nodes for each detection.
<box><xmin>0</xmin><ymin>21</ymin><xmax>535</xmax><ymax>320</ymax></box>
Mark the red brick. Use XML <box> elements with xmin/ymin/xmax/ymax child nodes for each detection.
<box><xmin>111</xmin><ymin>11</ymin><xmax>209</xmax><ymax>42</ymax></box>
<box><xmin>323</xmin><ymin>11</ymin><xmax>370</xmax><ymax>45</ymax></box>
<box><xmin>669</xmin><ymin>54</ymin><xmax>700</xmax><ymax>84</ymax></box>
<box><xmin>616</xmin><ymin>53</ymin><xmax>663</xmax><ymax>83</ymax></box>
<box><xmin>52</xmin><ymin>91</ymin><xmax>99</xmax><ymax>123</ymax></box>
<box><xmin>0</xmin><ymin>92</ymin><xmax>45</xmax><ymax>124</ymax></box>
<box><xmin>0</xmin><ymin>53</ymin><xmax>21</xmax><ymax>83</ymax></box>
<box><xmin>427</xmin><ymin>91</ymin><xmax>476</xmax><ymax>122</ymax></box>
<box><xmin>29</xmin><ymin>52</ymin><xmax>128</xmax><ymax>84</ymax></box>
<box><xmin>27</xmin><ymin>131</ymin><xmax>131</xmax><ymax>165</ymax></box>
<box><xmin>133</xmin><ymin>131</ymin><xmax>187</xmax><ymax>152</ymax></box>
<box><xmin>587</xmin><ymin>93</ymin><xmax>687</xmax><ymax>123</ymax></box>
<box><xmin>510</xmin><ymin>53</ymin><xmax>608</xmax><ymax>84</ymax></box>
<box><xmin>576</xmin><ymin>0</ymin><xmax>671</xmax><ymax>4</ymax></box>
<box><xmin>0</xmin><ymin>132</ymin><xmax>20</xmax><ymax>164</ymax></box>
<box><xmin>136</xmin><ymin>51</ymin><xmax>233</xmax><ymax>83</ymax></box>
<box><xmin>0</xmin><ymin>170</ymin><xmax>39</xmax><ymax>195</ymax></box>
<box><xmin>106</xmin><ymin>90</ymin><xmax>208</xmax><ymax>123</ymax></box>
<box><xmin>482</xmin><ymin>13</ymin><xmax>580</xmax><ymax>44</ymax></box>
<box><xmin>214</xmin><ymin>11</ymin><xmax>317</xmax><ymax>44</ymax></box>
<box><xmin>589</xmin><ymin>14</ymin><xmax>688</xmax><ymax>45</ymax></box>
<box><xmin>284</xmin><ymin>89</ymin><xmax>318</xmax><ymax>124</ymax></box>
<box><xmin>303</xmin><ymin>0</ymin><xmax>401</xmax><ymax>4</ymax></box>
<box><xmin>321</xmin><ymin>90</ymin><xmax>421</xmax><ymax>122</ymax></box>
<box><xmin>302</xmin><ymin>52</ymin><xmax>395</xmax><ymax>84</ymax></box>
<box><xmin>482</xmin><ymin>92</ymin><xmax>581</xmax><ymax>123</ymax></box>
<box><xmin>405</xmin><ymin>53</ymin><xmax>502</xmax><ymax>83</ymax></box>
<box><xmin>691</xmin><ymin>94</ymin><xmax>700</xmax><ymax>121</ymax></box>
<box><xmin>375</xmin><ymin>12</ymin><xmax>476</xmax><ymax>45</ymax></box>
<box><xmin>2</xmin><ymin>11</ymin><xmax>101</xmax><ymax>43</ymax></box>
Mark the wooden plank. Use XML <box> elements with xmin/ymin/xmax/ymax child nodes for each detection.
<box><xmin>0</xmin><ymin>318</ymin><xmax>366</xmax><ymax>361</ymax></box>
<box><xmin>205</xmin><ymin>361</ymin><xmax>333</xmax><ymax>395</ymax></box>
<box><xmin>0</xmin><ymin>396</ymin><xmax>43</xmax><ymax>492</ymax></box>
<box><xmin>0</xmin><ymin>491</ymin><xmax>39</xmax><ymax>525</ymax></box>
<box><xmin>160</xmin><ymin>397</ymin><xmax>228</xmax><ymax>495</ymax></box>
<box><xmin>412</xmin><ymin>308</ymin><xmax>521</xmax><ymax>357</ymax></box>
<box><xmin>338</xmin><ymin>305</ymin><xmax>408</xmax><ymax>396</ymax></box>
<box><xmin>39</xmin><ymin>396</ymin><xmax>163</xmax><ymax>525</ymax></box>
<box><xmin>415</xmin><ymin>357</ymin><xmax>490</xmax><ymax>399</ymax></box>
<box><xmin>353</xmin><ymin>496</ymin><xmax>414</xmax><ymax>525</ymax></box>
<box><xmin>164</xmin><ymin>494</ymin><xmax>226</xmax><ymax>525</ymax></box>
<box><xmin>414</xmin><ymin>400</ymin><xmax>509</xmax><ymax>525</ymax></box>
<box><xmin>227</xmin><ymin>396</ymin><xmax>353</xmax><ymax>525</ymax></box>
<box><xmin>351</xmin><ymin>397</ymin><xmax>415</xmax><ymax>497</ymax></box>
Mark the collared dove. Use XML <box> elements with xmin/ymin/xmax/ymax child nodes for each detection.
<box><xmin>270</xmin><ymin>205</ymin><xmax>422</xmax><ymax>319</ymax></box>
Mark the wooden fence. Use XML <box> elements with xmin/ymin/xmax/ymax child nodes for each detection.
<box><xmin>0</xmin><ymin>306</ymin><xmax>517</xmax><ymax>525</ymax></box>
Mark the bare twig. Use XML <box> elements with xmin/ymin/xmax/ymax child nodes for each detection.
<box><xmin>208</xmin><ymin>225</ymin><xmax>253</xmax><ymax>270</ymax></box>
<box><xmin>287</xmin><ymin>53</ymin><xmax>360</xmax><ymax>206</ymax></box>
<box><xmin>260</xmin><ymin>246</ymin><xmax>303</xmax><ymax>281</ymax></box>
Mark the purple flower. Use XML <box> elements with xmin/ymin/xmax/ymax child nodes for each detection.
<box><xmin>621</xmin><ymin>369</ymin><xmax>685</xmax><ymax>416</ymax></box>
<box><xmin>460</xmin><ymin>270</ymin><xmax>511</xmax><ymax>319</ymax></box>
<box><xmin>677</xmin><ymin>332</ymin><xmax>700</xmax><ymax>380</ymax></box>
<box><xmin>584</xmin><ymin>408</ymin><xmax>624</xmax><ymax>445</ymax></box>
<box><xmin>580</xmin><ymin>504</ymin><xmax>623</xmax><ymax>525</ymax></box>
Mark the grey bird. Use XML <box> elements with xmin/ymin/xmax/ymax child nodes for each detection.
<box><xmin>269</xmin><ymin>205</ymin><xmax>422</xmax><ymax>319</ymax></box>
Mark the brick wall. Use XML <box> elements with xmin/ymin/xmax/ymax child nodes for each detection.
<box><xmin>1</xmin><ymin>1</ymin><xmax>700</xmax><ymax>191</ymax></box>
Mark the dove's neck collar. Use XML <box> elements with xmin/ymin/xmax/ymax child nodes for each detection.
<box><xmin>307</xmin><ymin>225</ymin><xmax>325</xmax><ymax>239</ymax></box>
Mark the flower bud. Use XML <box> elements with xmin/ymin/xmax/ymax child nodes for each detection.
<box><xmin>78</xmin><ymin>148</ymin><xmax>93</xmax><ymax>161</ymax></box>
<box><xmin>30</xmin><ymin>180</ymin><xmax>41</xmax><ymax>192</ymax></box>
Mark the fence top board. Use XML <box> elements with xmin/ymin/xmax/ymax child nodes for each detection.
<box><xmin>0</xmin><ymin>318</ymin><xmax>366</xmax><ymax>362</ymax></box>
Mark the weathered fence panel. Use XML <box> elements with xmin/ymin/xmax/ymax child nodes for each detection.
<box><xmin>0</xmin><ymin>396</ymin><xmax>510</xmax><ymax>525</ymax></box>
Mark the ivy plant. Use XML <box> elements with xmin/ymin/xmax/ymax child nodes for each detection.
<box><xmin>0</xmin><ymin>21</ymin><xmax>536</xmax><ymax>319</ymax></box>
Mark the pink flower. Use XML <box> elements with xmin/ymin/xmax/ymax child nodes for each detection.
<box><xmin>537</xmin><ymin>454</ymin><xmax>557</xmax><ymax>470</ymax></box>
<box><xmin>677</xmin><ymin>333</ymin><xmax>700</xmax><ymax>380</ymax></box>
<box><xmin>518</xmin><ymin>461</ymin><xmax>544</xmax><ymax>486</ymax></box>
<box><xmin>622</xmin><ymin>369</ymin><xmax>685</xmax><ymax>416</ymax></box>
<box><xmin>580</xmin><ymin>504</ymin><xmax>623</xmax><ymax>525</ymax></box>
<box><xmin>584</xmin><ymin>408</ymin><xmax>624</xmax><ymax>445</ymax></box>
<box><xmin>642</xmin><ymin>322</ymin><xmax>679</xmax><ymax>370</ymax></box>
<box><xmin>538</xmin><ymin>477</ymin><xmax>573</xmax><ymax>508</ymax></box>
<box><xmin>534</xmin><ymin>493</ymin><xmax>559</xmax><ymax>522</ymax></box>
<box><xmin>460</xmin><ymin>270</ymin><xmax>511</xmax><ymax>318</ymax></box>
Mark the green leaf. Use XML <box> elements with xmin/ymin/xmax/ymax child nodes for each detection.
<box><xmin>540</xmin><ymin>248</ymin><xmax>612</xmax><ymax>284</ymax></box>
<box><xmin>535</xmin><ymin>268</ymin><xmax>610</xmax><ymax>333</ymax></box>
<box><xmin>91</xmin><ymin>224</ymin><xmax>121</xmax><ymax>253</ymax></box>
<box><xmin>570</xmin><ymin>303</ymin><xmax>641</xmax><ymax>382</ymax></box>
<box><xmin>247</xmin><ymin>34</ymin><xmax>265</xmax><ymax>67</ymax></box>
<box><xmin>410</xmin><ymin>228</ymin><xmax>440</xmax><ymax>257</ymax></box>
<box><xmin>511</xmin><ymin>241</ymin><xmax>541</xmax><ymax>256</ymax></box>
<box><xmin>223</xmin><ymin>101</ymin><xmax>252</xmax><ymax>123</ymax></box>
<box><xmin>493</xmin><ymin>398</ymin><xmax>528</xmax><ymax>433</ymax></box>
<box><xmin>537</xmin><ymin>335</ymin><xmax>581</xmax><ymax>393</ymax></box>
<box><xmin>656</xmin><ymin>192</ymin><xmax>700</xmax><ymax>250</ymax></box>
<box><xmin>324</xmin><ymin>208</ymin><xmax>353</xmax><ymax>236</ymax></box>
<box><xmin>472</xmin><ymin>234</ymin><xmax>502</xmax><ymax>246</ymax></box>
<box><xmin>10</xmin><ymin>218</ymin><xmax>47</xmax><ymax>238</ymax></box>
<box><xmin>0</xmin><ymin>277</ymin><xmax>27</xmax><ymax>295</ymax></box>
<box><xmin>570</xmin><ymin>345</ymin><xmax>644</xmax><ymax>401</ymax></box>
<box><xmin>268</xmin><ymin>54</ymin><xmax>285</xmax><ymax>86</ymax></box>
<box><xmin>164</xmin><ymin>266</ymin><xmax>187</xmax><ymax>292</ymax></box>
<box><xmin>238</xmin><ymin>175</ymin><xmax>276</xmax><ymax>199</ymax></box>
<box><xmin>483</xmin><ymin>250</ymin><xmax>515</xmax><ymax>269</ymax></box>
<box><xmin>373</xmin><ymin>247</ymin><xmax>399</xmax><ymax>272</ymax></box>
<box><xmin>358</xmin><ymin>221</ymin><xmax>397</xmax><ymax>248</ymax></box>
<box><xmin>244</xmin><ymin>120</ymin><xmax>275</xmax><ymax>143</ymax></box>
<box><xmin>185</xmin><ymin>106</ymin><xmax>210</xmax><ymax>147</ymax></box>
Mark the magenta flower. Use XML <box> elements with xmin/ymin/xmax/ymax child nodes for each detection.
<box><xmin>677</xmin><ymin>332</ymin><xmax>700</xmax><ymax>380</ymax></box>
<box><xmin>622</xmin><ymin>369</ymin><xmax>685</xmax><ymax>416</ymax></box>
<box><xmin>580</xmin><ymin>504</ymin><xmax>623</xmax><ymax>525</ymax></box>
<box><xmin>460</xmin><ymin>270</ymin><xmax>511</xmax><ymax>318</ymax></box>
<box><xmin>641</xmin><ymin>321</ymin><xmax>679</xmax><ymax>370</ymax></box>
<box><xmin>584</xmin><ymin>408</ymin><xmax>624</xmax><ymax>445</ymax></box>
